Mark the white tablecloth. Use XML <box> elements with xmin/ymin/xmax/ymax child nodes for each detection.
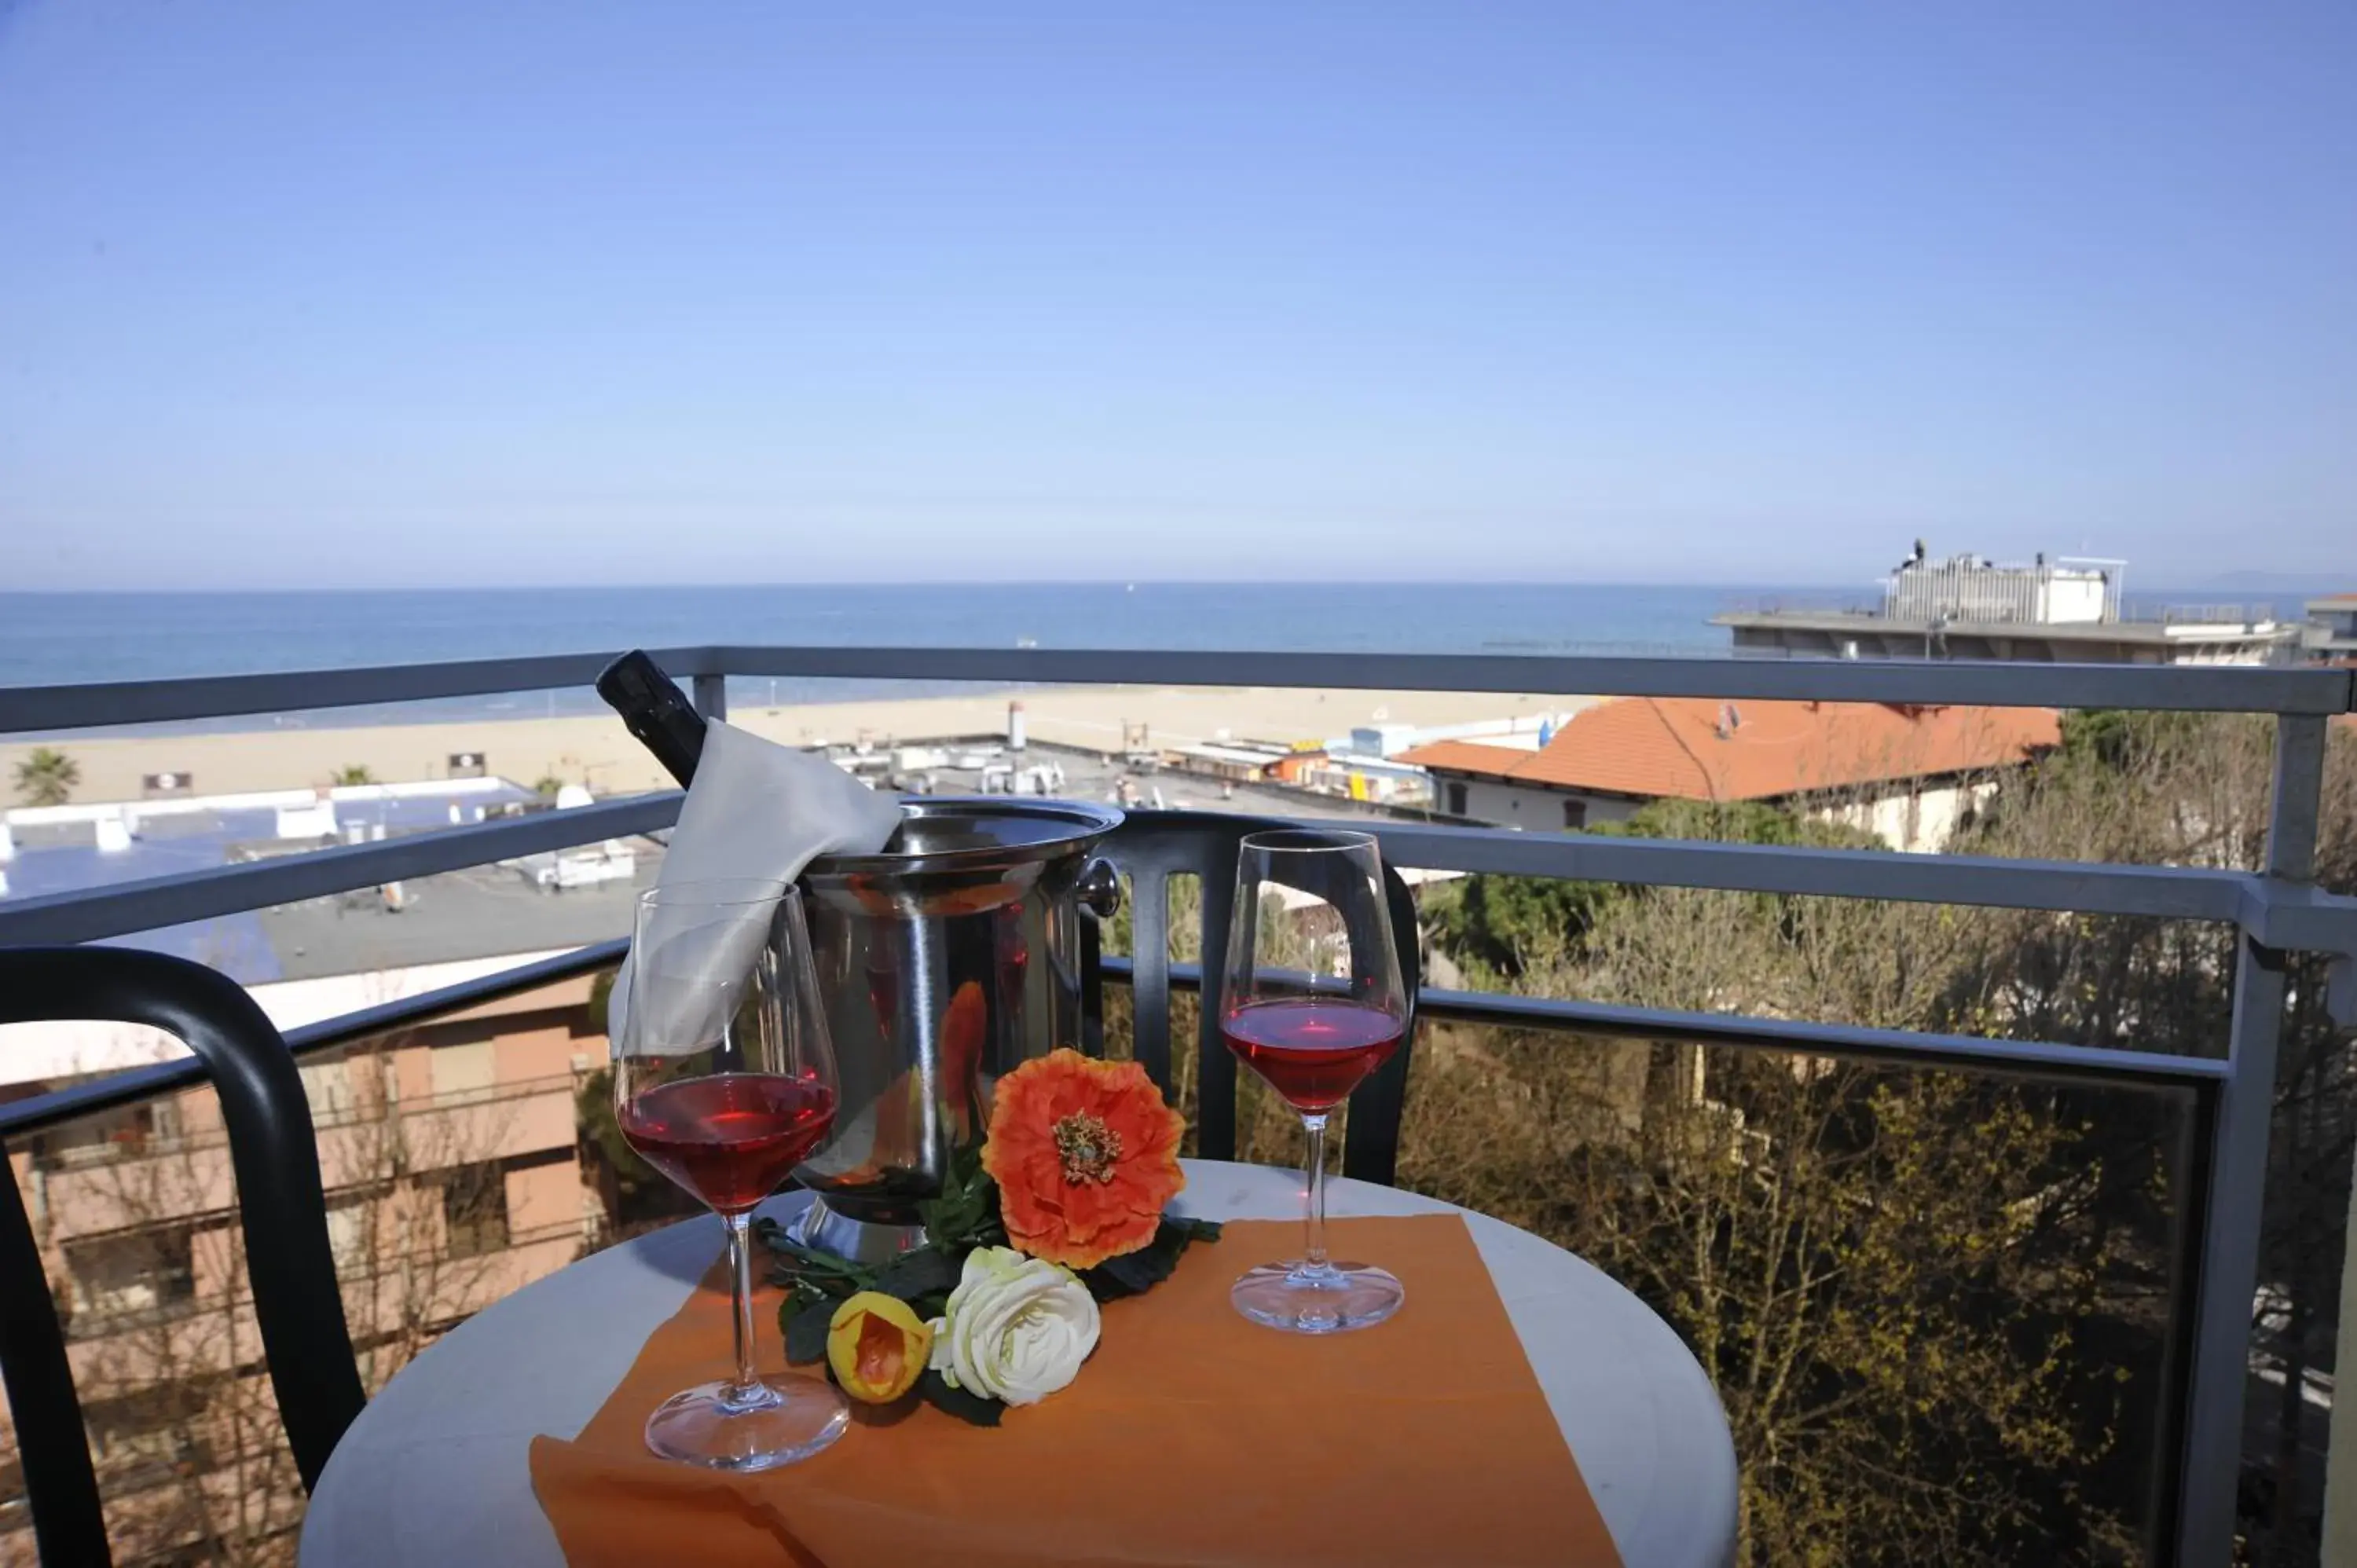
<box><xmin>300</xmin><ymin>1160</ymin><xmax>1737</xmax><ymax>1568</ymax></box>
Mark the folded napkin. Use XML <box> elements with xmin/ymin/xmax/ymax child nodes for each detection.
<box><xmin>610</xmin><ymin>720</ymin><xmax>904</xmax><ymax>1050</ymax></box>
<box><xmin>530</xmin><ymin>1214</ymin><xmax>1623</xmax><ymax>1567</ymax></box>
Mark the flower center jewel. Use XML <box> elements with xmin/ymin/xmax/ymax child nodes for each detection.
<box><xmin>1052</xmin><ymin>1112</ymin><xmax>1124</xmax><ymax>1185</ymax></box>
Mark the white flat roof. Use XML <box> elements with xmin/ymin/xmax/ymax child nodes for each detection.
<box><xmin>1171</xmin><ymin>744</ymin><xmax>1286</xmax><ymax>766</ymax></box>
<box><xmin>0</xmin><ymin>948</ymin><xmax>578</xmax><ymax>1089</ymax></box>
<box><xmin>5</xmin><ymin>775</ymin><xmax>519</xmax><ymax>829</ymax></box>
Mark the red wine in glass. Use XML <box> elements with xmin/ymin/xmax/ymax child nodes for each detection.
<box><xmin>1222</xmin><ymin>998</ymin><xmax>1403</xmax><ymax>1113</ymax></box>
<box><xmin>1221</xmin><ymin>829</ymin><xmax>1410</xmax><ymax>1335</ymax></box>
<box><xmin>619</xmin><ymin>879</ymin><xmax>849</xmax><ymax>1470</ymax></box>
<box><xmin>619</xmin><ymin>1072</ymin><xmax>838</xmax><ymax>1214</ymax></box>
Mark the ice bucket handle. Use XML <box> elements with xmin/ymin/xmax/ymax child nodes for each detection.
<box><xmin>1075</xmin><ymin>856</ymin><xmax>1122</xmax><ymax>921</ymax></box>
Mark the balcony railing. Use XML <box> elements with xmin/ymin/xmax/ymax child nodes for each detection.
<box><xmin>25</xmin><ymin>1071</ymin><xmax>586</xmax><ymax>1175</ymax></box>
<box><xmin>4</xmin><ymin>647</ymin><xmax>2355</xmax><ymax>1567</ymax></box>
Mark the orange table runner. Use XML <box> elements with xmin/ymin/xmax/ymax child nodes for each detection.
<box><xmin>530</xmin><ymin>1214</ymin><xmax>1622</xmax><ymax>1567</ymax></box>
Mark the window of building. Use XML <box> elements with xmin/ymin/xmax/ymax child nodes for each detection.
<box><xmin>64</xmin><ymin>1225</ymin><xmax>196</xmax><ymax>1321</ymax></box>
<box><xmin>299</xmin><ymin>1056</ymin><xmax>356</xmax><ymax>1119</ymax></box>
<box><xmin>33</xmin><ymin>1100</ymin><xmax>170</xmax><ymax>1167</ymax></box>
<box><xmin>79</xmin><ymin>1387</ymin><xmax>211</xmax><ymax>1484</ymax></box>
<box><xmin>438</xmin><ymin>1162</ymin><xmax>511</xmax><ymax>1260</ymax></box>
<box><xmin>324</xmin><ymin>1193</ymin><xmax>373</xmax><ymax>1273</ymax></box>
<box><xmin>429</xmin><ymin>1040</ymin><xmax>497</xmax><ymax>1105</ymax></box>
<box><xmin>1444</xmin><ymin>781</ymin><xmax>1468</xmax><ymax>817</ymax></box>
<box><xmin>1562</xmin><ymin>798</ymin><xmax>1588</xmax><ymax>830</ymax></box>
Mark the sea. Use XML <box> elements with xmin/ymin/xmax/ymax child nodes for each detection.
<box><xmin>0</xmin><ymin>583</ymin><xmax>2328</xmax><ymax>736</ymax></box>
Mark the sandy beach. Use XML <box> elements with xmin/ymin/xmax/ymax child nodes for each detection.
<box><xmin>3</xmin><ymin>684</ymin><xmax>1582</xmax><ymax>804</ymax></box>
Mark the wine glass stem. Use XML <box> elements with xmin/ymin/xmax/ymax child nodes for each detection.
<box><xmin>724</xmin><ymin>1211</ymin><xmax>762</xmax><ymax>1403</ymax></box>
<box><xmin>1300</xmin><ymin>1112</ymin><xmax>1330</xmax><ymax>1272</ymax></box>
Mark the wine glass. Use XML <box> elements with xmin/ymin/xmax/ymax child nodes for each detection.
<box><xmin>1220</xmin><ymin>830</ymin><xmax>1409</xmax><ymax>1334</ymax></box>
<box><xmin>614</xmin><ymin>878</ymin><xmax>849</xmax><ymax>1468</ymax></box>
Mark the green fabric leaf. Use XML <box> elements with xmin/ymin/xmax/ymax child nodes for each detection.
<box><xmin>917</xmin><ymin>1141</ymin><xmax>1010</xmax><ymax>1254</ymax></box>
<box><xmin>763</xmin><ymin>1229</ymin><xmax>878</xmax><ymax>1299</ymax></box>
<box><xmin>1079</xmin><ymin>1212</ymin><xmax>1219</xmax><ymax>1301</ymax></box>
<box><xmin>874</xmin><ymin>1246</ymin><xmax>959</xmax><ymax>1302</ymax></box>
<box><xmin>1087</xmin><ymin>1252</ymin><xmax>1156</xmax><ymax>1299</ymax></box>
<box><xmin>783</xmin><ymin>1298</ymin><xmax>833</xmax><ymax>1365</ymax></box>
<box><xmin>918</xmin><ymin>1368</ymin><xmax>1003</xmax><ymax>1427</ymax></box>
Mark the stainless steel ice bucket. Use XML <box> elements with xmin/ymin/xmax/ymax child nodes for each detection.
<box><xmin>788</xmin><ymin>798</ymin><xmax>1123</xmax><ymax>1257</ymax></box>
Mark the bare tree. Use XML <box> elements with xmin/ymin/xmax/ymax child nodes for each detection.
<box><xmin>1401</xmin><ymin>718</ymin><xmax>2357</xmax><ymax>1566</ymax></box>
<box><xmin>1402</xmin><ymin>898</ymin><xmax>2129</xmax><ymax>1563</ymax></box>
<box><xmin>7</xmin><ymin>1037</ymin><xmax>519</xmax><ymax>1567</ymax></box>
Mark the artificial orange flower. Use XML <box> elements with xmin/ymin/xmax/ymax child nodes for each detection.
<box><xmin>982</xmin><ymin>1048</ymin><xmax>1185</xmax><ymax>1269</ymax></box>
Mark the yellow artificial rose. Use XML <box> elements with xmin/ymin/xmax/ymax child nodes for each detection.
<box><xmin>827</xmin><ymin>1291</ymin><xmax>932</xmax><ymax>1404</ymax></box>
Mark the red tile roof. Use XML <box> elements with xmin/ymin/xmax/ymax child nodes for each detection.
<box><xmin>1387</xmin><ymin>738</ymin><xmax>1538</xmax><ymax>775</ymax></box>
<box><xmin>1400</xmin><ymin>698</ymin><xmax>2061</xmax><ymax>803</ymax></box>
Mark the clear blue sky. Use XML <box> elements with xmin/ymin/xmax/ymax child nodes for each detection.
<box><xmin>2</xmin><ymin>2</ymin><xmax>2350</xmax><ymax>589</ymax></box>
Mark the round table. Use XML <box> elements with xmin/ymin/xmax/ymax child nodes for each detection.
<box><xmin>300</xmin><ymin>1160</ymin><xmax>1737</xmax><ymax>1568</ymax></box>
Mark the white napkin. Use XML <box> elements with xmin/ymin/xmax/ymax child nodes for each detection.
<box><xmin>609</xmin><ymin>720</ymin><xmax>904</xmax><ymax>1051</ymax></box>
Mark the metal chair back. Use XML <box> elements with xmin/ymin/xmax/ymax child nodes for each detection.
<box><xmin>1091</xmin><ymin>811</ymin><xmax>1420</xmax><ymax>1185</ymax></box>
<box><xmin>0</xmin><ymin>947</ymin><xmax>366</xmax><ymax>1566</ymax></box>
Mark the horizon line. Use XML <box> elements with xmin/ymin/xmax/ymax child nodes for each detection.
<box><xmin>5</xmin><ymin>575</ymin><xmax>2348</xmax><ymax>596</ymax></box>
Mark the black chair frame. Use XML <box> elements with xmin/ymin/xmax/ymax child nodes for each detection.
<box><xmin>0</xmin><ymin>947</ymin><xmax>366</xmax><ymax>1566</ymax></box>
<box><xmin>1087</xmin><ymin>811</ymin><xmax>1420</xmax><ymax>1185</ymax></box>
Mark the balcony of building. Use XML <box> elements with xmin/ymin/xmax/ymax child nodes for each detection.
<box><xmin>2</xmin><ymin>646</ymin><xmax>2355</xmax><ymax>1567</ymax></box>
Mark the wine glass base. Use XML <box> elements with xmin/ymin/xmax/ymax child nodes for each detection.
<box><xmin>643</xmin><ymin>1373</ymin><xmax>849</xmax><ymax>1470</ymax></box>
<box><xmin>1230</xmin><ymin>1260</ymin><xmax>1404</xmax><ymax>1335</ymax></box>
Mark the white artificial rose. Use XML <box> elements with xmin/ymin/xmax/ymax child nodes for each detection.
<box><xmin>926</xmin><ymin>1245</ymin><xmax>1102</xmax><ymax>1407</ymax></box>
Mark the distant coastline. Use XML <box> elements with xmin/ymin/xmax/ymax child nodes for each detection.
<box><xmin>0</xmin><ymin>683</ymin><xmax>1583</xmax><ymax>804</ymax></box>
<box><xmin>0</xmin><ymin>580</ymin><xmax>2334</xmax><ymax>742</ymax></box>
<box><xmin>0</xmin><ymin>582</ymin><xmax>1737</xmax><ymax>740</ymax></box>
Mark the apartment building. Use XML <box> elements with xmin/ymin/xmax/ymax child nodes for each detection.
<box><xmin>1</xmin><ymin>781</ymin><xmax>649</xmax><ymax>1565</ymax></box>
